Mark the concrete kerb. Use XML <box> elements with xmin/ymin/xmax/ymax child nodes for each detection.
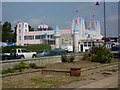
<box><xmin>1</xmin><ymin>62</ymin><xmax>119</xmax><ymax>78</ymax></box>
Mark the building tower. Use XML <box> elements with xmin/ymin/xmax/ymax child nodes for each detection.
<box><xmin>73</xmin><ymin>20</ymin><xmax>79</xmax><ymax>52</ymax></box>
<box><xmin>72</xmin><ymin>17</ymin><xmax>85</xmax><ymax>38</ymax></box>
<box><xmin>88</xmin><ymin>20</ymin><xmax>101</xmax><ymax>39</ymax></box>
<box><xmin>54</xmin><ymin>25</ymin><xmax>60</xmax><ymax>49</ymax></box>
<box><xmin>16</xmin><ymin>22</ymin><xmax>29</xmax><ymax>46</ymax></box>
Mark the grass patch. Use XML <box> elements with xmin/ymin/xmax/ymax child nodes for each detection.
<box><xmin>31</xmin><ymin>78</ymin><xmax>52</xmax><ymax>84</ymax></box>
<box><xmin>101</xmin><ymin>72</ymin><xmax>112</xmax><ymax>75</ymax></box>
<box><xmin>108</xmin><ymin>69</ymin><xmax>118</xmax><ymax>72</ymax></box>
<box><xmin>89</xmin><ymin>78</ymin><xmax>96</xmax><ymax>80</ymax></box>
<box><xmin>2</xmin><ymin>73</ymin><xmax>86</xmax><ymax>88</ymax></box>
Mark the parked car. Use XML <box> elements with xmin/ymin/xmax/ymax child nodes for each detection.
<box><xmin>110</xmin><ymin>46</ymin><xmax>120</xmax><ymax>58</ymax></box>
<box><xmin>36</xmin><ymin>49</ymin><xmax>49</xmax><ymax>57</ymax></box>
<box><xmin>10</xmin><ymin>48</ymin><xmax>37</xmax><ymax>59</ymax></box>
<box><xmin>0</xmin><ymin>54</ymin><xmax>16</xmax><ymax>60</ymax></box>
<box><xmin>40</xmin><ymin>50</ymin><xmax>68</xmax><ymax>57</ymax></box>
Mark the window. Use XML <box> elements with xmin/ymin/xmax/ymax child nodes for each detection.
<box><xmin>47</xmin><ymin>35</ymin><xmax>49</xmax><ymax>38</ymax></box>
<box><xmin>19</xmin><ymin>29</ymin><xmax>21</xmax><ymax>33</ymax></box>
<box><xmin>19</xmin><ymin>24</ymin><xmax>21</xmax><ymax>28</ymax></box>
<box><xmin>25</xmin><ymin>29</ymin><xmax>27</xmax><ymax>32</ymax></box>
<box><xmin>84</xmin><ymin>42</ymin><xmax>87</xmax><ymax>47</ymax></box>
<box><xmin>21</xmin><ymin>50</ymin><xmax>26</xmax><ymax>53</ymax></box>
<box><xmin>24</xmin><ymin>35</ymin><xmax>34</xmax><ymax>40</ymax></box>
<box><xmin>92</xmin><ymin>42</ymin><xmax>95</xmax><ymax>46</ymax></box>
<box><xmin>25</xmin><ymin>24</ymin><xmax>27</xmax><ymax>28</ymax></box>
<box><xmin>19</xmin><ymin>36</ymin><xmax>21</xmax><ymax>40</ymax></box>
<box><xmin>88</xmin><ymin>42</ymin><xmax>91</xmax><ymax>46</ymax></box>
<box><xmin>21</xmin><ymin>49</ymin><xmax>30</xmax><ymax>53</ymax></box>
<box><xmin>18</xmin><ymin>50</ymin><xmax>21</xmax><ymax>53</ymax></box>
<box><xmin>35</xmin><ymin>35</ymin><xmax>40</xmax><ymax>39</ymax></box>
<box><xmin>50</xmin><ymin>35</ymin><xmax>53</xmax><ymax>39</ymax></box>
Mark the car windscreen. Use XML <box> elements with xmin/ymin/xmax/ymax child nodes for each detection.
<box><xmin>37</xmin><ymin>50</ymin><xmax>43</xmax><ymax>53</ymax></box>
<box><xmin>21</xmin><ymin>49</ymin><xmax>31</xmax><ymax>53</ymax></box>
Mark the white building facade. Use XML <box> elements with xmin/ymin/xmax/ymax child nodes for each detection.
<box><xmin>16</xmin><ymin>17</ymin><xmax>103</xmax><ymax>52</ymax></box>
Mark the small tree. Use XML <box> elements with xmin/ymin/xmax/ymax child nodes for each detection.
<box><xmin>69</xmin><ymin>54</ymin><xmax>75</xmax><ymax>62</ymax></box>
<box><xmin>83</xmin><ymin>45</ymin><xmax>113</xmax><ymax>63</ymax></box>
<box><xmin>61</xmin><ymin>54</ymin><xmax>75</xmax><ymax>62</ymax></box>
<box><xmin>61</xmin><ymin>54</ymin><xmax>68</xmax><ymax>62</ymax></box>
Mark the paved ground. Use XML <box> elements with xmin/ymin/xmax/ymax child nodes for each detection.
<box><xmin>78</xmin><ymin>74</ymin><xmax>118</xmax><ymax>88</ymax></box>
<box><xmin>60</xmin><ymin>65</ymin><xmax>118</xmax><ymax>88</ymax></box>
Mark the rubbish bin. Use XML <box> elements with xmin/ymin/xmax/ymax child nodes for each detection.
<box><xmin>70</xmin><ymin>68</ymin><xmax>81</xmax><ymax>76</ymax></box>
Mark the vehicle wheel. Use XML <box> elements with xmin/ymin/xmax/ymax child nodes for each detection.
<box><xmin>21</xmin><ymin>55</ymin><xmax>24</xmax><ymax>59</ymax></box>
<box><xmin>32</xmin><ymin>54</ymin><xmax>37</xmax><ymax>58</ymax></box>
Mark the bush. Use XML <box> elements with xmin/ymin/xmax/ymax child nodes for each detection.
<box><xmin>61</xmin><ymin>54</ymin><xmax>68</xmax><ymax>62</ymax></box>
<box><xmin>29</xmin><ymin>63</ymin><xmax>38</xmax><ymax>68</ymax></box>
<box><xmin>61</xmin><ymin>54</ymin><xmax>75</xmax><ymax>62</ymax></box>
<box><xmin>83</xmin><ymin>52</ymin><xmax>90</xmax><ymax>60</ymax></box>
<box><xmin>13</xmin><ymin>61</ymin><xmax>29</xmax><ymax>71</ymax></box>
<box><xmin>2</xmin><ymin>62</ymin><xmax>39</xmax><ymax>74</ymax></box>
<box><xmin>2</xmin><ymin>44</ymin><xmax>51</xmax><ymax>53</ymax></box>
<box><xmin>7</xmin><ymin>68</ymin><xmax>15</xmax><ymax>73</ymax></box>
<box><xmin>69</xmin><ymin>55</ymin><xmax>75</xmax><ymax>62</ymax></box>
<box><xmin>2</xmin><ymin>68</ymin><xmax>15</xmax><ymax>74</ymax></box>
<box><xmin>83</xmin><ymin>45</ymin><xmax>113</xmax><ymax>63</ymax></box>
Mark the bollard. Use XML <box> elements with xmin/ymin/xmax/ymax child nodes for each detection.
<box><xmin>70</xmin><ymin>68</ymin><xmax>81</xmax><ymax>76</ymax></box>
<box><xmin>36</xmin><ymin>66</ymin><xmax>46</xmax><ymax>74</ymax></box>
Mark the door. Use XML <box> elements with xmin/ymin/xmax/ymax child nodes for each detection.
<box><xmin>81</xmin><ymin>44</ymin><xmax>83</xmax><ymax>52</ymax></box>
<box><xmin>25</xmin><ymin>49</ymin><xmax>32</xmax><ymax>58</ymax></box>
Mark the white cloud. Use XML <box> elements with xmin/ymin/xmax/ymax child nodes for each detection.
<box><xmin>28</xmin><ymin>18</ymin><xmax>42</xmax><ymax>27</ymax></box>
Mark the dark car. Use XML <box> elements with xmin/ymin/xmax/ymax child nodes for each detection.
<box><xmin>36</xmin><ymin>49</ymin><xmax>49</xmax><ymax>57</ymax></box>
<box><xmin>110</xmin><ymin>46</ymin><xmax>120</xmax><ymax>58</ymax></box>
<box><xmin>40</xmin><ymin>50</ymin><xmax>68</xmax><ymax>57</ymax></box>
<box><xmin>0</xmin><ymin>54</ymin><xmax>16</xmax><ymax>60</ymax></box>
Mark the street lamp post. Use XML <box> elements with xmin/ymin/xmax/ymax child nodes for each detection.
<box><xmin>96</xmin><ymin>0</ymin><xmax>106</xmax><ymax>46</ymax></box>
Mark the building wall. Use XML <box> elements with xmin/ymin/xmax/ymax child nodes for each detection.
<box><xmin>2</xmin><ymin>54</ymin><xmax>83</xmax><ymax>70</ymax></box>
<box><xmin>16</xmin><ymin>22</ymin><xmax>29</xmax><ymax>46</ymax></box>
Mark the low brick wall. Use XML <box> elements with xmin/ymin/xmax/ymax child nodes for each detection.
<box><xmin>1</xmin><ymin>54</ymin><xmax>83</xmax><ymax>70</ymax></box>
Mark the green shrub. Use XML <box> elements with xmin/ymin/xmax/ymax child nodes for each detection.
<box><xmin>7</xmin><ymin>68</ymin><xmax>15</xmax><ymax>73</ymax></box>
<box><xmin>2</xmin><ymin>70</ymin><xmax>9</xmax><ymax>74</ymax></box>
<box><xmin>61</xmin><ymin>54</ymin><xmax>75</xmax><ymax>62</ymax></box>
<box><xmin>13</xmin><ymin>61</ymin><xmax>29</xmax><ymax>71</ymax></box>
<box><xmin>61</xmin><ymin>54</ymin><xmax>68</xmax><ymax>62</ymax></box>
<box><xmin>69</xmin><ymin>55</ymin><xmax>75</xmax><ymax>62</ymax></box>
<box><xmin>83</xmin><ymin>52</ymin><xmax>90</xmax><ymax>60</ymax></box>
<box><xmin>90</xmin><ymin>54</ymin><xmax>98</xmax><ymax>62</ymax></box>
<box><xmin>83</xmin><ymin>45</ymin><xmax>113</xmax><ymax>63</ymax></box>
<box><xmin>19</xmin><ymin>69</ymin><xmax>24</xmax><ymax>72</ymax></box>
<box><xmin>2</xmin><ymin>68</ymin><xmax>15</xmax><ymax>74</ymax></box>
<box><xmin>26</xmin><ymin>44</ymin><xmax>51</xmax><ymax>52</ymax></box>
<box><xmin>29</xmin><ymin>63</ymin><xmax>38</xmax><ymax>68</ymax></box>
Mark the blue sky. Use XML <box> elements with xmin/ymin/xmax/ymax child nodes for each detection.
<box><xmin>2</xmin><ymin>2</ymin><xmax>118</xmax><ymax>37</ymax></box>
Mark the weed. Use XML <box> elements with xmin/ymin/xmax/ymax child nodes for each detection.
<box><xmin>101</xmin><ymin>72</ymin><xmax>112</xmax><ymax>75</ymax></box>
<box><xmin>108</xmin><ymin>69</ymin><xmax>117</xmax><ymax>72</ymax></box>
<box><xmin>89</xmin><ymin>78</ymin><xmax>96</xmax><ymax>80</ymax></box>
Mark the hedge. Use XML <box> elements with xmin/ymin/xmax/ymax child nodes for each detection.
<box><xmin>2</xmin><ymin>44</ymin><xmax>51</xmax><ymax>53</ymax></box>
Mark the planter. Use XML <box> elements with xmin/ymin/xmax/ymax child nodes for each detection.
<box><xmin>70</xmin><ymin>68</ymin><xmax>81</xmax><ymax>76</ymax></box>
